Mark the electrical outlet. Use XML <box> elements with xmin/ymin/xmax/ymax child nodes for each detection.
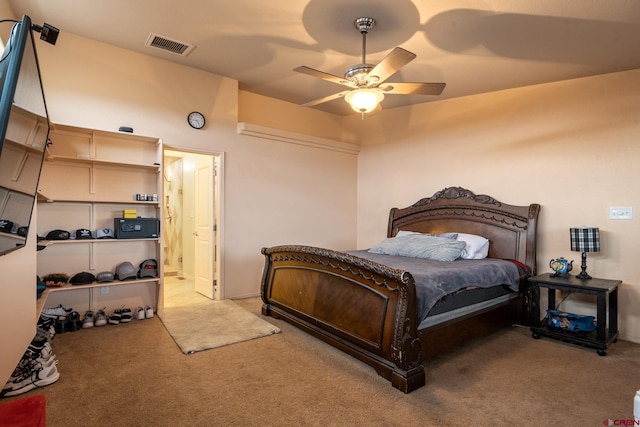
<box><xmin>609</xmin><ymin>206</ymin><xmax>633</xmax><ymax>220</ymax></box>
<box><xmin>101</xmin><ymin>286</ymin><xmax>109</xmax><ymax>294</ymax></box>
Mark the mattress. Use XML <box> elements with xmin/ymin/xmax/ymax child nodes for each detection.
<box><xmin>347</xmin><ymin>250</ymin><xmax>522</xmax><ymax>322</ymax></box>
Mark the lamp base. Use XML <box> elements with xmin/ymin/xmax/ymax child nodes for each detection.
<box><xmin>577</xmin><ymin>251</ymin><xmax>592</xmax><ymax>279</ymax></box>
<box><xmin>576</xmin><ymin>271</ymin><xmax>592</xmax><ymax>280</ymax></box>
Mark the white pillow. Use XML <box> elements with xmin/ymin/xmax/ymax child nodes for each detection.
<box><xmin>456</xmin><ymin>233</ymin><xmax>489</xmax><ymax>259</ymax></box>
<box><xmin>395</xmin><ymin>230</ymin><xmax>458</xmax><ymax>239</ymax></box>
<box><xmin>395</xmin><ymin>230</ymin><xmax>421</xmax><ymax>237</ymax></box>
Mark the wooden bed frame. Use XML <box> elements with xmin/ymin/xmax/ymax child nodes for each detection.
<box><xmin>260</xmin><ymin>187</ymin><xmax>540</xmax><ymax>393</ymax></box>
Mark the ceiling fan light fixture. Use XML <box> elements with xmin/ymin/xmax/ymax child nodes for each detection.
<box><xmin>345</xmin><ymin>88</ymin><xmax>384</xmax><ymax>114</ymax></box>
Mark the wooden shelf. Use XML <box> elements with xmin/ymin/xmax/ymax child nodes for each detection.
<box><xmin>37</xmin><ymin>191</ymin><xmax>160</xmax><ymax>205</ymax></box>
<box><xmin>46</xmin><ymin>277</ymin><xmax>160</xmax><ymax>293</ymax></box>
<box><xmin>37</xmin><ymin>237</ymin><xmax>159</xmax><ymax>247</ymax></box>
<box><xmin>43</xmin><ymin>154</ymin><xmax>160</xmax><ymax>170</ymax></box>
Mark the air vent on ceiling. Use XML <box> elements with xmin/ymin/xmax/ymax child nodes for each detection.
<box><xmin>145</xmin><ymin>33</ymin><xmax>195</xmax><ymax>56</ymax></box>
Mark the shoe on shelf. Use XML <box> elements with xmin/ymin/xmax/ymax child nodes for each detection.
<box><xmin>94</xmin><ymin>308</ymin><xmax>108</xmax><ymax>327</ymax></box>
<box><xmin>145</xmin><ymin>306</ymin><xmax>154</xmax><ymax>318</ymax></box>
<box><xmin>135</xmin><ymin>306</ymin><xmax>145</xmax><ymax>320</ymax></box>
<box><xmin>82</xmin><ymin>310</ymin><xmax>95</xmax><ymax>328</ymax></box>
<box><xmin>119</xmin><ymin>308</ymin><xmax>133</xmax><ymax>323</ymax></box>
<box><xmin>65</xmin><ymin>311</ymin><xmax>82</xmax><ymax>332</ymax></box>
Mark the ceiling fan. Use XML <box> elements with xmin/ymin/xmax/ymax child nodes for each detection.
<box><xmin>294</xmin><ymin>17</ymin><xmax>446</xmax><ymax>117</ymax></box>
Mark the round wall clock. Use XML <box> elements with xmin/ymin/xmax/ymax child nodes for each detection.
<box><xmin>187</xmin><ymin>111</ymin><xmax>205</xmax><ymax>129</ymax></box>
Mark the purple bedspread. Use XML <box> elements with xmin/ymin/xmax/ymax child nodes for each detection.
<box><xmin>346</xmin><ymin>250</ymin><xmax>521</xmax><ymax>322</ymax></box>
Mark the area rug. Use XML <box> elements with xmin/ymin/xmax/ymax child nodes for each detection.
<box><xmin>158</xmin><ymin>299</ymin><xmax>281</xmax><ymax>354</ymax></box>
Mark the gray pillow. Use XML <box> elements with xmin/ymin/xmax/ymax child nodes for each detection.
<box><xmin>369</xmin><ymin>234</ymin><xmax>466</xmax><ymax>262</ymax></box>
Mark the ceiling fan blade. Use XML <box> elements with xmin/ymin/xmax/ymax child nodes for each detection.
<box><xmin>366</xmin><ymin>47</ymin><xmax>416</xmax><ymax>86</ymax></box>
<box><xmin>300</xmin><ymin>91</ymin><xmax>350</xmax><ymax>108</ymax></box>
<box><xmin>293</xmin><ymin>66</ymin><xmax>354</xmax><ymax>87</ymax></box>
<box><xmin>379</xmin><ymin>82</ymin><xmax>446</xmax><ymax>96</ymax></box>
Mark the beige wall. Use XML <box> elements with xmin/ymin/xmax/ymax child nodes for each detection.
<box><xmin>238</xmin><ymin>91</ymin><xmax>357</xmax><ymax>144</ymax></box>
<box><xmin>352</xmin><ymin>69</ymin><xmax>640</xmax><ymax>343</ymax></box>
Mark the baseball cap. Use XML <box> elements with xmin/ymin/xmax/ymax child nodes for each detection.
<box><xmin>46</xmin><ymin>229</ymin><xmax>70</xmax><ymax>240</ymax></box>
<box><xmin>71</xmin><ymin>228</ymin><xmax>93</xmax><ymax>239</ymax></box>
<box><xmin>96</xmin><ymin>271</ymin><xmax>115</xmax><ymax>283</ymax></box>
<box><xmin>116</xmin><ymin>261</ymin><xmax>138</xmax><ymax>281</ymax></box>
<box><xmin>42</xmin><ymin>273</ymin><xmax>70</xmax><ymax>287</ymax></box>
<box><xmin>138</xmin><ymin>259</ymin><xmax>158</xmax><ymax>278</ymax></box>
<box><xmin>69</xmin><ymin>271</ymin><xmax>96</xmax><ymax>285</ymax></box>
<box><xmin>95</xmin><ymin>228</ymin><xmax>115</xmax><ymax>239</ymax></box>
<box><xmin>0</xmin><ymin>219</ymin><xmax>15</xmax><ymax>234</ymax></box>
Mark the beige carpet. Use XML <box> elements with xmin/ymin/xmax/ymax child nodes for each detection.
<box><xmin>5</xmin><ymin>297</ymin><xmax>639</xmax><ymax>426</ymax></box>
<box><xmin>158</xmin><ymin>298</ymin><xmax>281</xmax><ymax>354</ymax></box>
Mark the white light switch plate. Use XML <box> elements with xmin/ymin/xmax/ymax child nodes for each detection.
<box><xmin>609</xmin><ymin>206</ymin><xmax>633</xmax><ymax>220</ymax></box>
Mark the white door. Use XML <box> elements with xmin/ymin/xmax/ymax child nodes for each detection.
<box><xmin>194</xmin><ymin>156</ymin><xmax>215</xmax><ymax>299</ymax></box>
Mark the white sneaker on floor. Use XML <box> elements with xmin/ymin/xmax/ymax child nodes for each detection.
<box><xmin>135</xmin><ymin>306</ymin><xmax>145</xmax><ymax>320</ymax></box>
<box><xmin>94</xmin><ymin>308</ymin><xmax>108</xmax><ymax>327</ymax></box>
<box><xmin>2</xmin><ymin>359</ymin><xmax>59</xmax><ymax>397</ymax></box>
<box><xmin>145</xmin><ymin>306</ymin><xmax>154</xmax><ymax>318</ymax></box>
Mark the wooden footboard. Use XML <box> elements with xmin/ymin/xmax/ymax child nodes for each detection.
<box><xmin>260</xmin><ymin>245</ymin><xmax>426</xmax><ymax>393</ymax></box>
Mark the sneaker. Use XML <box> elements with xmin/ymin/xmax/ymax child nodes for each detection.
<box><xmin>37</xmin><ymin>316</ymin><xmax>56</xmax><ymax>341</ymax></box>
<box><xmin>43</xmin><ymin>305</ymin><xmax>73</xmax><ymax>334</ymax></box>
<box><xmin>108</xmin><ymin>309</ymin><xmax>121</xmax><ymax>325</ymax></box>
<box><xmin>145</xmin><ymin>305</ymin><xmax>154</xmax><ymax>318</ymax></box>
<box><xmin>65</xmin><ymin>311</ymin><xmax>82</xmax><ymax>332</ymax></box>
<box><xmin>25</xmin><ymin>335</ymin><xmax>52</xmax><ymax>360</ymax></box>
<box><xmin>135</xmin><ymin>306</ymin><xmax>145</xmax><ymax>320</ymax></box>
<box><xmin>94</xmin><ymin>308</ymin><xmax>108</xmax><ymax>327</ymax></box>
<box><xmin>82</xmin><ymin>310</ymin><xmax>95</xmax><ymax>328</ymax></box>
<box><xmin>119</xmin><ymin>308</ymin><xmax>133</xmax><ymax>323</ymax></box>
<box><xmin>54</xmin><ymin>317</ymin><xmax>68</xmax><ymax>334</ymax></box>
<box><xmin>10</xmin><ymin>351</ymin><xmax>56</xmax><ymax>382</ymax></box>
<box><xmin>1</xmin><ymin>359</ymin><xmax>59</xmax><ymax>397</ymax></box>
<box><xmin>40</xmin><ymin>305</ymin><xmax>72</xmax><ymax>320</ymax></box>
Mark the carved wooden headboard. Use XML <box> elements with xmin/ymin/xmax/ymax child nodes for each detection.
<box><xmin>387</xmin><ymin>187</ymin><xmax>540</xmax><ymax>274</ymax></box>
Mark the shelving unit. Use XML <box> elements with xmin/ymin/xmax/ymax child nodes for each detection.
<box><xmin>36</xmin><ymin>124</ymin><xmax>163</xmax><ymax>315</ymax></box>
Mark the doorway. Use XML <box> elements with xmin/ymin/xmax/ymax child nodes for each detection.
<box><xmin>162</xmin><ymin>148</ymin><xmax>222</xmax><ymax>305</ymax></box>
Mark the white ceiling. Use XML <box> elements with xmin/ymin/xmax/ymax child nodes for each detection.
<box><xmin>8</xmin><ymin>0</ymin><xmax>640</xmax><ymax>116</ymax></box>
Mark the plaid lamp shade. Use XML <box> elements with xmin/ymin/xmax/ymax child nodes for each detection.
<box><xmin>570</xmin><ymin>227</ymin><xmax>600</xmax><ymax>252</ymax></box>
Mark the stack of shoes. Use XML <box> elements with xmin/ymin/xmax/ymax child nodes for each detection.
<box><xmin>107</xmin><ymin>307</ymin><xmax>132</xmax><ymax>325</ymax></box>
<box><xmin>1</xmin><ymin>329</ymin><xmax>59</xmax><ymax>396</ymax></box>
<box><xmin>40</xmin><ymin>305</ymin><xmax>72</xmax><ymax>334</ymax></box>
<box><xmin>135</xmin><ymin>306</ymin><xmax>154</xmax><ymax>320</ymax></box>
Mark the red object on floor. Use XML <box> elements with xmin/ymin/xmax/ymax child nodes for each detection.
<box><xmin>0</xmin><ymin>395</ymin><xmax>46</xmax><ymax>426</ymax></box>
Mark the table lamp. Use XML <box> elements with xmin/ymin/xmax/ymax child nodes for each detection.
<box><xmin>570</xmin><ymin>227</ymin><xmax>600</xmax><ymax>279</ymax></box>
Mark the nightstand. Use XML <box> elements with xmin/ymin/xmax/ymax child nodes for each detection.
<box><xmin>528</xmin><ymin>273</ymin><xmax>620</xmax><ymax>355</ymax></box>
